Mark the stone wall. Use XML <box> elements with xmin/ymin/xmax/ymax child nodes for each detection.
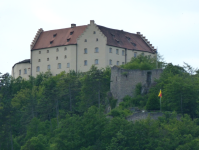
<box><xmin>126</xmin><ymin>112</ymin><xmax>182</xmax><ymax>122</ymax></box>
<box><xmin>110</xmin><ymin>66</ymin><xmax>163</xmax><ymax>103</ymax></box>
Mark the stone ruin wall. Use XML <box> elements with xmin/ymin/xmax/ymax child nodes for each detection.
<box><xmin>110</xmin><ymin>66</ymin><xmax>163</xmax><ymax>103</ymax></box>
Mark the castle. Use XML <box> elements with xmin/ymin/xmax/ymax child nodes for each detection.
<box><xmin>12</xmin><ymin>20</ymin><xmax>157</xmax><ymax>79</ymax></box>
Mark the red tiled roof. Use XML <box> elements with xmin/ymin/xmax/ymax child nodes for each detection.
<box><xmin>32</xmin><ymin>25</ymin><xmax>88</xmax><ymax>50</ymax></box>
<box><xmin>32</xmin><ymin>24</ymin><xmax>155</xmax><ymax>53</ymax></box>
<box><xmin>97</xmin><ymin>25</ymin><xmax>154</xmax><ymax>53</ymax></box>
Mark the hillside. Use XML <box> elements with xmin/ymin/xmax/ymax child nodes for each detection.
<box><xmin>1</xmin><ymin>56</ymin><xmax>199</xmax><ymax>149</ymax></box>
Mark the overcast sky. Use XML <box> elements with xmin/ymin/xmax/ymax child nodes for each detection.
<box><xmin>0</xmin><ymin>0</ymin><xmax>199</xmax><ymax>74</ymax></box>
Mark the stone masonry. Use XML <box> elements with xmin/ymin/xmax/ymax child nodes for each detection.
<box><xmin>110</xmin><ymin>66</ymin><xmax>163</xmax><ymax>103</ymax></box>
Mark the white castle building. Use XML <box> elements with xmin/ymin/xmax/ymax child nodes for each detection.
<box><xmin>12</xmin><ymin>20</ymin><xmax>157</xmax><ymax>79</ymax></box>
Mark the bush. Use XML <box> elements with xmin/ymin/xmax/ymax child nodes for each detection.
<box><xmin>146</xmin><ymin>94</ymin><xmax>160</xmax><ymax>110</ymax></box>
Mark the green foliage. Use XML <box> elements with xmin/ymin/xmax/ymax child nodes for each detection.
<box><xmin>135</xmin><ymin>83</ymin><xmax>142</xmax><ymax>96</ymax></box>
<box><xmin>120</xmin><ymin>55</ymin><xmax>157</xmax><ymax>70</ymax></box>
<box><xmin>146</xmin><ymin>94</ymin><xmax>160</xmax><ymax>110</ymax></box>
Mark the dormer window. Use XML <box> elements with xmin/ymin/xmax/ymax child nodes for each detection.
<box><xmin>70</xmin><ymin>31</ymin><xmax>74</xmax><ymax>35</ymax></box>
<box><xmin>131</xmin><ymin>42</ymin><xmax>136</xmax><ymax>46</ymax></box>
<box><xmin>110</xmin><ymin>33</ymin><xmax>115</xmax><ymax>38</ymax></box>
<box><xmin>67</xmin><ymin>38</ymin><xmax>70</xmax><ymax>42</ymax></box>
<box><xmin>50</xmin><ymin>40</ymin><xmax>53</xmax><ymax>44</ymax></box>
<box><xmin>53</xmin><ymin>33</ymin><xmax>57</xmax><ymax>37</ymax></box>
<box><xmin>126</xmin><ymin>36</ymin><xmax>131</xmax><ymax>41</ymax></box>
<box><xmin>115</xmin><ymin>39</ymin><xmax>119</xmax><ymax>43</ymax></box>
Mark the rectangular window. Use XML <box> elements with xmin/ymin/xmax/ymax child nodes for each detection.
<box><xmin>142</xmin><ymin>53</ymin><xmax>144</xmax><ymax>56</ymax></box>
<box><xmin>134</xmin><ymin>52</ymin><xmax>137</xmax><ymax>58</ymax></box>
<box><xmin>109</xmin><ymin>59</ymin><xmax>112</xmax><ymax>65</ymax></box>
<box><xmin>36</xmin><ymin>66</ymin><xmax>40</xmax><ymax>72</ymax></box>
<box><xmin>117</xmin><ymin>61</ymin><xmax>119</xmax><ymax>66</ymax></box>
<box><xmin>24</xmin><ymin>69</ymin><xmax>27</xmax><ymax>74</ymax></box>
<box><xmin>38</xmin><ymin>59</ymin><xmax>41</xmax><ymax>62</ymax></box>
<box><xmin>56</xmin><ymin>57</ymin><xmax>58</xmax><ymax>60</ymax></box>
<box><xmin>19</xmin><ymin>70</ymin><xmax>21</xmax><ymax>75</ymax></box>
<box><xmin>122</xmin><ymin>62</ymin><xmax>125</xmax><ymax>65</ymax></box>
<box><xmin>109</xmin><ymin>48</ymin><xmax>112</xmax><ymax>53</ymax></box>
<box><xmin>84</xmin><ymin>48</ymin><xmax>87</xmax><ymax>54</ymax></box>
<box><xmin>122</xmin><ymin>50</ymin><xmax>125</xmax><ymax>56</ymax></box>
<box><xmin>58</xmin><ymin>63</ymin><xmax>61</xmax><ymax>69</ymax></box>
<box><xmin>116</xmin><ymin>49</ymin><xmax>119</xmax><ymax>54</ymax></box>
<box><xmin>84</xmin><ymin>60</ymin><xmax>87</xmax><ymax>66</ymax></box>
<box><xmin>39</xmin><ymin>51</ymin><xmax>41</xmax><ymax>54</ymax></box>
<box><xmin>47</xmin><ymin>50</ymin><xmax>49</xmax><ymax>53</ymax></box>
<box><xmin>47</xmin><ymin>58</ymin><xmax>49</xmax><ymax>61</ymax></box>
<box><xmin>95</xmin><ymin>47</ymin><xmax>99</xmax><ymax>53</ymax></box>
<box><xmin>56</xmin><ymin>48</ymin><xmax>59</xmax><ymax>52</ymax></box>
<box><xmin>67</xmin><ymin>63</ymin><xmax>70</xmax><ymax>68</ymax></box>
<box><xmin>47</xmin><ymin>65</ymin><xmax>51</xmax><ymax>70</ymax></box>
<box><xmin>95</xmin><ymin>59</ymin><xmax>98</xmax><ymax>65</ymax></box>
<box><xmin>64</xmin><ymin>55</ymin><xmax>67</xmax><ymax>59</ymax></box>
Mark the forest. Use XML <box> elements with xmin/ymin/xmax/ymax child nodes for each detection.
<box><xmin>1</xmin><ymin>55</ymin><xmax>199</xmax><ymax>150</ymax></box>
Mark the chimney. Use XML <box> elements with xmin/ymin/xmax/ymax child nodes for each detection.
<box><xmin>137</xmin><ymin>32</ymin><xmax>140</xmax><ymax>35</ymax></box>
<box><xmin>71</xmin><ymin>24</ymin><xmax>76</xmax><ymax>28</ymax></box>
<box><xmin>90</xmin><ymin>20</ymin><xmax>94</xmax><ymax>24</ymax></box>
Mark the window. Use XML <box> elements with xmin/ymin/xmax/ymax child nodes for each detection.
<box><xmin>95</xmin><ymin>47</ymin><xmax>99</xmax><ymax>53</ymax></box>
<box><xmin>67</xmin><ymin>63</ymin><xmax>70</xmax><ymax>68</ymax></box>
<box><xmin>116</xmin><ymin>49</ymin><xmax>119</xmax><ymax>54</ymax></box>
<box><xmin>96</xmin><ymin>38</ymin><xmax>98</xmax><ymax>41</ymax></box>
<box><xmin>117</xmin><ymin>61</ymin><xmax>120</xmax><ymax>66</ymax></box>
<box><xmin>56</xmin><ymin>57</ymin><xmax>58</xmax><ymax>60</ymax></box>
<box><xmin>24</xmin><ymin>69</ymin><xmax>27</xmax><ymax>74</ymax></box>
<box><xmin>64</xmin><ymin>55</ymin><xmax>67</xmax><ymax>59</ymax></box>
<box><xmin>58</xmin><ymin>63</ymin><xmax>61</xmax><ymax>69</ymax></box>
<box><xmin>64</xmin><ymin>47</ymin><xmax>67</xmax><ymax>50</ymax></box>
<box><xmin>53</xmin><ymin>33</ymin><xmax>57</xmax><ymax>37</ymax></box>
<box><xmin>47</xmin><ymin>65</ymin><xmax>51</xmax><ymax>70</ymax></box>
<box><xmin>39</xmin><ymin>51</ymin><xmax>41</xmax><ymax>54</ymax></box>
<box><xmin>84</xmin><ymin>48</ymin><xmax>87</xmax><ymax>54</ymax></box>
<box><xmin>131</xmin><ymin>42</ymin><xmax>136</xmax><ymax>46</ymax></box>
<box><xmin>70</xmin><ymin>31</ymin><xmax>74</xmax><ymax>35</ymax></box>
<box><xmin>84</xmin><ymin>60</ymin><xmax>87</xmax><ymax>66</ymax></box>
<box><xmin>50</xmin><ymin>40</ymin><xmax>53</xmax><ymax>44</ymax></box>
<box><xmin>67</xmin><ymin>38</ymin><xmax>70</xmax><ymax>42</ymax></box>
<box><xmin>19</xmin><ymin>70</ymin><xmax>21</xmax><ymax>75</ymax></box>
<box><xmin>84</xmin><ymin>39</ymin><xmax>87</xmax><ymax>42</ymax></box>
<box><xmin>47</xmin><ymin>58</ymin><xmax>49</xmax><ymax>61</ymax></box>
<box><xmin>142</xmin><ymin>53</ymin><xmax>144</xmax><ymax>56</ymax></box>
<box><xmin>122</xmin><ymin>50</ymin><xmax>125</xmax><ymax>56</ymax></box>
<box><xmin>95</xmin><ymin>59</ymin><xmax>98</xmax><ymax>65</ymax></box>
<box><xmin>47</xmin><ymin>50</ymin><xmax>49</xmax><ymax>53</ymax></box>
<box><xmin>36</xmin><ymin>66</ymin><xmax>40</xmax><ymax>72</ymax></box>
<box><xmin>56</xmin><ymin>48</ymin><xmax>59</xmax><ymax>52</ymax></box>
<box><xmin>38</xmin><ymin>59</ymin><xmax>41</xmax><ymax>62</ymax></box>
<box><xmin>93</xmin><ymin>31</ymin><xmax>96</xmax><ymax>34</ymax></box>
<box><xmin>122</xmin><ymin>62</ymin><xmax>125</xmax><ymax>65</ymax></box>
<box><xmin>109</xmin><ymin>48</ymin><xmax>112</xmax><ymax>53</ymax></box>
<box><xmin>134</xmin><ymin>52</ymin><xmax>137</xmax><ymax>58</ymax></box>
<box><xmin>109</xmin><ymin>59</ymin><xmax>112</xmax><ymax>65</ymax></box>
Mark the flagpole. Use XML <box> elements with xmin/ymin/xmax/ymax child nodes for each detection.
<box><xmin>160</xmin><ymin>97</ymin><xmax>161</xmax><ymax>112</ymax></box>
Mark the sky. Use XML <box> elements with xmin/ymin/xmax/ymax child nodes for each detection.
<box><xmin>0</xmin><ymin>0</ymin><xmax>199</xmax><ymax>74</ymax></box>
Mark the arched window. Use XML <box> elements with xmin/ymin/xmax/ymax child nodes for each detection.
<box><xmin>36</xmin><ymin>66</ymin><xmax>40</xmax><ymax>72</ymax></box>
<box><xmin>95</xmin><ymin>47</ymin><xmax>99</xmax><ymax>53</ymax></box>
<box><xmin>24</xmin><ymin>69</ymin><xmax>27</xmax><ymax>74</ymax></box>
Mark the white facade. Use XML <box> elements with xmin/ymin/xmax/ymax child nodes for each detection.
<box><xmin>12</xmin><ymin>20</ymin><xmax>157</xmax><ymax>79</ymax></box>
